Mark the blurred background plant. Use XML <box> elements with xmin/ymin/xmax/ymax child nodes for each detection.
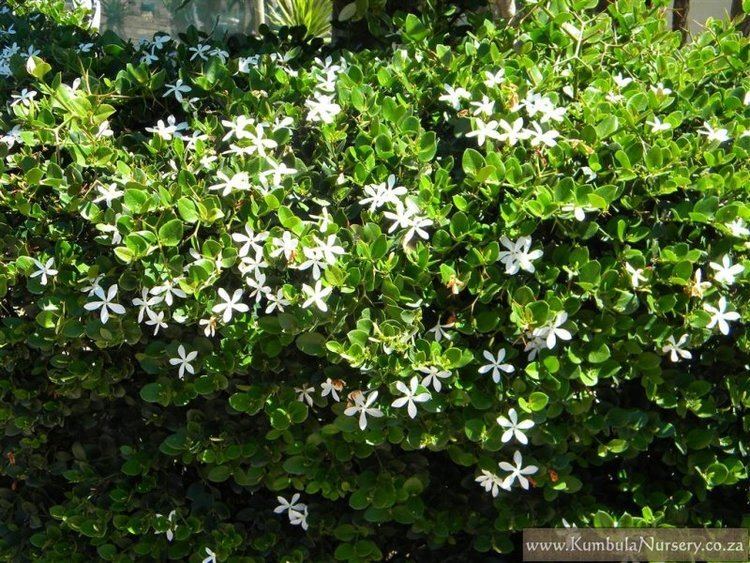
<box><xmin>268</xmin><ymin>0</ymin><xmax>332</xmax><ymax>39</ymax></box>
<box><xmin>101</xmin><ymin>0</ymin><xmax>132</xmax><ymax>34</ymax></box>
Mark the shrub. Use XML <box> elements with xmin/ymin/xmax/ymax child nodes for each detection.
<box><xmin>1</xmin><ymin>0</ymin><xmax>750</xmax><ymax>560</ymax></box>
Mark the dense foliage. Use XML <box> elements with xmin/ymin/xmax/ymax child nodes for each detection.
<box><xmin>1</xmin><ymin>0</ymin><xmax>750</xmax><ymax>560</ymax></box>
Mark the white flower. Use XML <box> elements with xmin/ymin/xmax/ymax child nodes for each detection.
<box><xmin>271</xmin><ymin>231</ymin><xmax>298</xmax><ymax>261</ymax></box>
<box><xmin>709</xmin><ymin>255</ymin><xmax>743</xmax><ymax>286</ymax></box>
<box><xmin>232</xmin><ymin>226</ymin><xmax>268</xmax><ymax>258</ymax></box>
<box><xmin>698</xmin><ymin>122</ymin><xmax>730</xmax><ymax>143</ymax></box>
<box><xmin>727</xmin><ymin>219</ymin><xmax>750</xmax><ymax>238</ymax></box>
<box><xmin>538</xmin><ymin>103</ymin><xmax>566</xmax><ymax>124</ymax></box>
<box><xmin>470</xmin><ymin>95</ymin><xmax>495</xmax><ymax>117</ymax></box>
<box><xmin>315</xmin><ymin>235</ymin><xmax>346</xmax><ymax>265</ymax></box>
<box><xmin>497</xmin><ymin>118</ymin><xmax>530</xmax><ymax>146</ymax></box>
<box><xmin>298</xmin><ymin>247</ymin><xmax>327</xmax><ymax>280</ymax></box>
<box><xmin>261</xmin><ymin>159</ymin><xmax>297</xmax><ymax>188</ymax></box>
<box><xmin>466</xmin><ymin>118</ymin><xmax>501</xmax><ymax>146</ymax></box>
<box><xmin>245</xmin><ymin>124</ymin><xmax>277</xmax><ymax>157</ymax></box>
<box><xmin>483</xmin><ymin>69</ymin><xmax>505</xmax><ymax>88</ymax></box>
<box><xmin>265</xmin><ymin>289</ymin><xmax>291</xmax><ymax>314</ymax></box>
<box><xmin>524</xmin><ymin>333</ymin><xmax>546</xmax><ymax>361</ymax></box>
<box><xmin>689</xmin><ymin>268</ymin><xmax>712</xmax><ymax>298</ymax></box>
<box><xmin>221</xmin><ymin>115</ymin><xmax>254</xmax><ymax>141</ymax></box>
<box><xmin>132</xmin><ymin>288</ymin><xmax>163</xmax><ymax>322</ymax></box>
<box><xmin>391</xmin><ymin>376</ymin><xmax>431</xmax><ymax>418</ymax></box>
<box><xmin>321</xmin><ymin>378</ymin><xmax>345</xmax><ymax>402</ymax></box>
<box><xmin>745</xmin><ymin>90</ymin><xmax>750</xmax><ymax>106</ymax></box>
<box><xmin>438</xmin><ymin>84</ymin><xmax>470</xmax><ymax>110</ymax></box>
<box><xmin>383</xmin><ymin>200</ymin><xmax>432</xmax><ymax>244</ymax></box>
<box><xmin>561</xmin><ymin>203</ymin><xmax>590</xmax><ymax>221</ymax></box>
<box><xmin>475</xmin><ymin>470</ymin><xmax>508</xmax><ymax>497</ymax></box>
<box><xmin>274</xmin><ymin>493</ymin><xmax>304</xmax><ymax>515</ymax></box>
<box><xmin>155</xmin><ymin>510</ymin><xmax>177</xmax><ymax>542</ymax></box>
<box><xmin>646</xmin><ymin>116</ymin><xmax>671</xmax><ymax>133</ymax></box>
<box><xmin>140</xmin><ymin>49</ymin><xmax>159</xmax><ymax>66</ymax></box>
<box><xmin>525</xmin><ymin>121</ymin><xmax>559</xmax><ymax>147</ymax></box>
<box><xmin>1</xmin><ymin>125</ymin><xmax>23</xmax><ymax>148</ymax></box>
<box><xmin>199</xmin><ymin>316</ymin><xmax>217</xmax><ymax>337</ymax></box>
<box><xmin>580</xmin><ymin>166</ymin><xmax>597</xmax><ymax>182</ymax></box>
<box><xmin>344</xmin><ymin>391</ymin><xmax>383</xmax><ymax>430</ymax></box>
<box><xmin>93</xmin><ymin>183</ymin><xmax>124</xmax><ymax>207</ymax></box>
<box><xmin>623</xmin><ymin>262</ymin><xmax>647</xmax><ymax>288</ymax></box>
<box><xmin>533</xmin><ymin>312</ymin><xmax>572</xmax><ymax>350</ymax></box>
<box><xmin>212</xmin><ymin>288</ymin><xmax>249</xmax><ymax>323</ymax></box>
<box><xmin>81</xmin><ymin>274</ymin><xmax>105</xmax><ymax>296</ymax></box>
<box><xmin>11</xmin><ymin>88</ymin><xmax>36</xmax><ymax>107</ymax></box>
<box><xmin>498</xmin><ymin>450</ymin><xmax>538</xmax><ymax>490</ymax></box>
<box><xmin>426</xmin><ymin>319</ymin><xmax>454</xmax><ymax>342</ymax></box>
<box><xmin>152</xmin><ymin>34</ymin><xmax>170</xmax><ymax>49</ymax></box>
<box><xmin>613</xmin><ymin>73</ymin><xmax>633</xmax><ymax>89</ymax></box>
<box><xmin>288</xmin><ymin>505</ymin><xmax>309</xmax><ymax>530</ymax></box>
<box><xmin>208</xmin><ymin>171</ymin><xmax>251</xmax><ymax>196</ymax></box>
<box><xmin>145</xmin><ymin>308</ymin><xmax>168</xmax><ymax>335</ymax></box>
<box><xmin>189</xmin><ymin>43</ymin><xmax>210</xmax><ymax>61</ymax></box>
<box><xmin>151</xmin><ymin>280</ymin><xmax>186</xmax><ymax>306</ymax></box>
<box><xmin>359</xmin><ymin>175</ymin><xmax>407</xmax><ymax>212</ymax></box>
<box><xmin>84</xmin><ymin>284</ymin><xmax>126</xmax><ymax>324</ymax></box>
<box><xmin>704</xmin><ymin>296</ymin><xmax>741</xmax><ymax>335</ymax></box>
<box><xmin>417</xmin><ymin>366</ymin><xmax>452</xmax><ymax>392</ymax></box>
<box><xmin>478</xmin><ymin>349</ymin><xmax>514</xmax><ymax>383</ymax></box>
<box><xmin>650</xmin><ymin>82</ymin><xmax>672</xmax><ymax>97</ymax></box>
<box><xmin>30</xmin><ymin>258</ymin><xmax>57</xmax><ymax>286</ymax></box>
<box><xmin>146</xmin><ymin>116</ymin><xmax>188</xmax><ymax>140</ymax></box>
<box><xmin>202</xmin><ymin>547</ymin><xmax>217</xmax><ymax>563</ymax></box>
<box><xmin>245</xmin><ymin>271</ymin><xmax>272</xmax><ymax>302</ymax></box>
<box><xmin>306</xmin><ymin>94</ymin><xmax>341</xmax><ymax>123</ymax></box>
<box><xmin>662</xmin><ymin>335</ymin><xmax>692</xmax><ymax>362</ymax></box>
<box><xmin>497</xmin><ymin>408</ymin><xmax>534</xmax><ymax>444</ymax></box>
<box><xmin>169</xmin><ymin>345</ymin><xmax>197</xmax><ymax>379</ymax></box>
<box><xmin>301</xmin><ymin>280</ymin><xmax>332</xmax><ymax>312</ymax></box>
<box><xmin>163</xmin><ymin>79</ymin><xmax>191</xmax><ymax>102</ymax></box>
<box><xmin>237</xmin><ymin>55</ymin><xmax>260</xmax><ymax>73</ymax></box>
<box><xmin>295</xmin><ymin>384</ymin><xmax>315</xmax><ymax>406</ymax></box>
<box><xmin>210</xmin><ymin>47</ymin><xmax>229</xmax><ymax>63</ymax></box>
<box><xmin>96</xmin><ymin>120</ymin><xmax>113</xmax><ymax>138</ymax></box>
<box><xmin>498</xmin><ymin>236</ymin><xmax>543</xmax><ymax>275</ymax></box>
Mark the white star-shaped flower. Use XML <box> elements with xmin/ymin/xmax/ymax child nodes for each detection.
<box><xmin>498</xmin><ymin>450</ymin><xmax>538</xmax><ymax>490</ymax></box>
<box><xmin>478</xmin><ymin>349</ymin><xmax>514</xmax><ymax>383</ymax></box>
<box><xmin>84</xmin><ymin>284</ymin><xmax>126</xmax><ymax>324</ymax></box>
<box><xmin>30</xmin><ymin>257</ymin><xmax>58</xmax><ymax>286</ymax></box>
<box><xmin>662</xmin><ymin>335</ymin><xmax>692</xmax><ymax>362</ymax></box>
<box><xmin>496</xmin><ymin>408</ymin><xmax>534</xmax><ymax>444</ymax></box>
<box><xmin>391</xmin><ymin>376</ymin><xmax>431</xmax><ymax>418</ymax></box>
<box><xmin>709</xmin><ymin>255</ymin><xmax>743</xmax><ymax>286</ymax></box>
<box><xmin>212</xmin><ymin>288</ymin><xmax>249</xmax><ymax>323</ymax></box>
<box><xmin>169</xmin><ymin>345</ymin><xmax>198</xmax><ymax>379</ymax></box>
<box><xmin>163</xmin><ymin>79</ymin><xmax>191</xmax><ymax>102</ymax></box>
<box><xmin>301</xmin><ymin>280</ymin><xmax>332</xmax><ymax>312</ymax></box>
<box><xmin>704</xmin><ymin>297</ymin><xmax>741</xmax><ymax>335</ymax></box>
<box><xmin>344</xmin><ymin>391</ymin><xmax>383</xmax><ymax>430</ymax></box>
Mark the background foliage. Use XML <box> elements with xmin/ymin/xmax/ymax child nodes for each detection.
<box><xmin>1</xmin><ymin>0</ymin><xmax>750</xmax><ymax>561</ymax></box>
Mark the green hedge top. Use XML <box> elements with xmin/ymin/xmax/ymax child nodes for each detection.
<box><xmin>1</xmin><ymin>0</ymin><xmax>750</xmax><ymax>560</ymax></box>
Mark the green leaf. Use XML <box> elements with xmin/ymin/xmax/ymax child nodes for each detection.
<box><xmin>158</xmin><ymin>219</ymin><xmax>184</xmax><ymax>247</ymax></box>
<box><xmin>177</xmin><ymin>197</ymin><xmax>199</xmax><ymax>223</ymax></box>
<box><xmin>403</xmin><ymin>14</ymin><xmax>429</xmax><ymax>42</ymax></box>
<box><xmin>296</xmin><ymin>332</ymin><xmax>327</xmax><ymax>356</ymax></box>
<box><xmin>595</xmin><ymin>116</ymin><xmax>619</xmax><ymax>140</ymax></box>
<box><xmin>26</xmin><ymin>55</ymin><xmax>51</xmax><ymax>79</ymax></box>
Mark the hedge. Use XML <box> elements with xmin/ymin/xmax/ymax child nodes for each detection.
<box><xmin>1</xmin><ymin>0</ymin><xmax>750</xmax><ymax>560</ymax></box>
